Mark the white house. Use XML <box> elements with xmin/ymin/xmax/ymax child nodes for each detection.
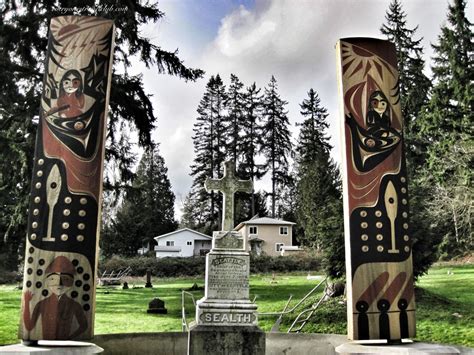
<box><xmin>154</xmin><ymin>228</ymin><xmax>212</xmax><ymax>258</ymax></box>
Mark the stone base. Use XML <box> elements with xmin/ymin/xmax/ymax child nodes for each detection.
<box><xmin>0</xmin><ymin>341</ymin><xmax>103</xmax><ymax>354</ymax></box>
<box><xmin>188</xmin><ymin>324</ymin><xmax>265</xmax><ymax>355</ymax></box>
<box><xmin>147</xmin><ymin>308</ymin><xmax>168</xmax><ymax>314</ymax></box>
<box><xmin>336</xmin><ymin>341</ymin><xmax>462</xmax><ymax>354</ymax></box>
<box><xmin>196</xmin><ymin>299</ymin><xmax>258</xmax><ymax>326</ymax></box>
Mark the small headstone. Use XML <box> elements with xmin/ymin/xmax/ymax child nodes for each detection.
<box><xmin>145</xmin><ymin>270</ymin><xmax>153</xmax><ymax>288</ymax></box>
<box><xmin>147</xmin><ymin>297</ymin><xmax>167</xmax><ymax>314</ymax></box>
<box><xmin>122</xmin><ymin>282</ymin><xmax>129</xmax><ymax>290</ymax></box>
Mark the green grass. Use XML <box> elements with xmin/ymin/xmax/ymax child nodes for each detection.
<box><xmin>0</xmin><ymin>266</ymin><xmax>473</xmax><ymax>347</ymax></box>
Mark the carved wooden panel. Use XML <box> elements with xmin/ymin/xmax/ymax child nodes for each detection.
<box><xmin>336</xmin><ymin>38</ymin><xmax>415</xmax><ymax>341</ymax></box>
<box><xmin>20</xmin><ymin>16</ymin><xmax>115</xmax><ymax>341</ymax></box>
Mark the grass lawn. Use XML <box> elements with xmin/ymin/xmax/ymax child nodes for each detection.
<box><xmin>0</xmin><ymin>265</ymin><xmax>472</xmax><ymax>347</ymax></box>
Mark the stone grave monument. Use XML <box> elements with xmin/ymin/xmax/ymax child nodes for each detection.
<box><xmin>145</xmin><ymin>269</ymin><xmax>153</xmax><ymax>288</ymax></box>
<box><xmin>188</xmin><ymin>161</ymin><xmax>265</xmax><ymax>355</ymax></box>
<box><xmin>19</xmin><ymin>15</ymin><xmax>115</xmax><ymax>346</ymax></box>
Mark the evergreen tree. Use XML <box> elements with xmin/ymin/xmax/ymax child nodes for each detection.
<box><xmin>0</xmin><ymin>1</ymin><xmax>203</xmax><ymax>269</ymax></box>
<box><xmin>189</xmin><ymin>75</ymin><xmax>227</xmax><ymax>231</ymax></box>
<box><xmin>294</xmin><ymin>89</ymin><xmax>344</xmax><ymax>278</ymax></box>
<box><xmin>415</xmin><ymin>0</ymin><xmax>473</xmax><ymax>256</ymax></box>
<box><xmin>101</xmin><ymin>146</ymin><xmax>177</xmax><ymax>256</ymax></box>
<box><xmin>224</xmin><ymin>74</ymin><xmax>245</xmax><ymax>166</ymax></box>
<box><xmin>380</xmin><ymin>0</ymin><xmax>431</xmax><ymax>141</ymax></box>
<box><xmin>237</xmin><ymin>82</ymin><xmax>266</xmax><ymax>217</ymax></box>
<box><xmin>260</xmin><ymin>76</ymin><xmax>292</xmax><ymax>217</ymax></box>
<box><xmin>381</xmin><ymin>0</ymin><xmax>442</xmax><ymax>278</ymax></box>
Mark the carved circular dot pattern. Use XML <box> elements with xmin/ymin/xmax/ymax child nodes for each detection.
<box><xmin>80</xmin><ymin>198</ymin><xmax>87</xmax><ymax>205</ymax></box>
<box><xmin>361</xmin><ymin>234</ymin><xmax>368</xmax><ymax>241</ymax></box>
<box><xmin>377</xmin><ymin>245</ymin><xmax>384</xmax><ymax>252</ymax></box>
<box><xmin>376</xmin><ymin>234</ymin><xmax>383</xmax><ymax>241</ymax></box>
<box><xmin>376</xmin><ymin>222</ymin><xmax>383</xmax><ymax>228</ymax></box>
<box><xmin>77</xmin><ymin>235</ymin><xmax>84</xmax><ymax>242</ymax></box>
<box><xmin>33</xmin><ymin>209</ymin><xmax>39</xmax><ymax>216</ymax></box>
<box><xmin>35</xmin><ymin>183</ymin><xmax>41</xmax><ymax>189</ymax></box>
<box><xmin>360</xmin><ymin>210</ymin><xmax>367</xmax><ymax>217</ymax></box>
<box><xmin>79</xmin><ymin>210</ymin><xmax>86</xmax><ymax>217</ymax></box>
<box><xmin>38</xmin><ymin>159</ymin><xmax>44</xmax><ymax>165</ymax></box>
<box><xmin>362</xmin><ymin>245</ymin><xmax>369</xmax><ymax>252</ymax></box>
<box><xmin>34</xmin><ymin>197</ymin><xmax>40</xmax><ymax>204</ymax></box>
<box><xmin>62</xmin><ymin>222</ymin><xmax>70</xmax><ymax>229</ymax></box>
<box><xmin>30</xmin><ymin>234</ymin><xmax>37</xmax><ymax>240</ymax></box>
<box><xmin>37</xmin><ymin>171</ymin><xmax>43</xmax><ymax>177</ymax></box>
<box><xmin>63</xmin><ymin>209</ymin><xmax>70</xmax><ymax>216</ymax></box>
<box><xmin>65</xmin><ymin>197</ymin><xmax>72</xmax><ymax>204</ymax></box>
<box><xmin>375</xmin><ymin>211</ymin><xmax>382</xmax><ymax>217</ymax></box>
<box><xmin>404</xmin><ymin>235</ymin><xmax>410</xmax><ymax>241</ymax></box>
<box><xmin>361</xmin><ymin>222</ymin><xmax>368</xmax><ymax>229</ymax></box>
<box><xmin>32</xmin><ymin>222</ymin><xmax>38</xmax><ymax>229</ymax></box>
<box><xmin>61</xmin><ymin>234</ymin><xmax>68</xmax><ymax>241</ymax></box>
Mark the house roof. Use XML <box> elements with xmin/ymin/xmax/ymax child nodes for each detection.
<box><xmin>234</xmin><ymin>216</ymin><xmax>296</xmax><ymax>231</ymax></box>
<box><xmin>154</xmin><ymin>228</ymin><xmax>212</xmax><ymax>241</ymax></box>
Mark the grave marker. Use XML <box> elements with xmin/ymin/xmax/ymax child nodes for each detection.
<box><xmin>336</xmin><ymin>38</ymin><xmax>415</xmax><ymax>341</ymax></box>
<box><xmin>188</xmin><ymin>161</ymin><xmax>265</xmax><ymax>355</ymax></box>
<box><xmin>20</xmin><ymin>16</ymin><xmax>115</xmax><ymax>342</ymax></box>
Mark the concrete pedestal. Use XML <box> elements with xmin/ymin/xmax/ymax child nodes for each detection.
<box><xmin>188</xmin><ymin>324</ymin><xmax>265</xmax><ymax>355</ymax></box>
<box><xmin>336</xmin><ymin>341</ymin><xmax>461</xmax><ymax>354</ymax></box>
<box><xmin>0</xmin><ymin>341</ymin><xmax>103</xmax><ymax>354</ymax></box>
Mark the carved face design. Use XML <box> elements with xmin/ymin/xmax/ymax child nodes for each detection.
<box><xmin>60</xmin><ymin>70</ymin><xmax>83</xmax><ymax>97</ymax></box>
<box><xmin>371</xmin><ymin>94</ymin><xmax>388</xmax><ymax>116</ymax></box>
<box><xmin>369</xmin><ymin>91</ymin><xmax>388</xmax><ymax>116</ymax></box>
<box><xmin>46</xmin><ymin>273</ymin><xmax>74</xmax><ymax>296</ymax></box>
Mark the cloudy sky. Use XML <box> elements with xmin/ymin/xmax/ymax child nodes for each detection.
<box><xmin>130</xmin><ymin>0</ymin><xmax>470</xmax><ymax>219</ymax></box>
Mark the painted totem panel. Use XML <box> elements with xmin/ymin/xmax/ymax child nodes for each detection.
<box><xmin>20</xmin><ymin>16</ymin><xmax>115</xmax><ymax>341</ymax></box>
<box><xmin>336</xmin><ymin>38</ymin><xmax>415</xmax><ymax>341</ymax></box>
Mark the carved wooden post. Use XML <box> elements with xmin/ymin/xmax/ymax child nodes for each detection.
<box><xmin>336</xmin><ymin>38</ymin><xmax>415</xmax><ymax>341</ymax></box>
<box><xmin>20</xmin><ymin>16</ymin><xmax>115</xmax><ymax>342</ymax></box>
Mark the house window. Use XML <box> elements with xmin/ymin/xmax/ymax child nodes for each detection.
<box><xmin>166</xmin><ymin>241</ymin><xmax>174</xmax><ymax>246</ymax></box>
<box><xmin>249</xmin><ymin>226</ymin><xmax>258</xmax><ymax>235</ymax></box>
<box><xmin>276</xmin><ymin>243</ymin><xmax>284</xmax><ymax>252</ymax></box>
<box><xmin>187</xmin><ymin>241</ymin><xmax>193</xmax><ymax>246</ymax></box>
<box><xmin>280</xmin><ymin>226</ymin><xmax>289</xmax><ymax>235</ymax></box>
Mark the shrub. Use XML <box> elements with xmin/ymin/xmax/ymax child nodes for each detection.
<box><xmin>99</xmin><ymin>253</ymin><xmax>323</xmax><ymax>278</ymax></box>
<box><xmin>99</xmin><ymin>256</ymin><xmax>206</xmax><ymax>277</ymax></box>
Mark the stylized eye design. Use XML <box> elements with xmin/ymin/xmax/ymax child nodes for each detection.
<box><xmin>371</xmin><ymin>99</ymin><xmax>387</xmax><ymax>108</ymax></box>
<box><xmin>72</xmin><ymin>79</ymin><xmax>80</xmax><ymax>88</ymax></box>
<box><xmin>63</xmin><ymin>79</ymin><xmax>71</xmax><ymax>87</ymax></box>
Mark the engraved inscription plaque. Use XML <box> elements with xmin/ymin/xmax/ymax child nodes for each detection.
<box><xmin>207</xmin><ymin>255</ymin><xmax>249</xmax><ymax>300</ymax></box>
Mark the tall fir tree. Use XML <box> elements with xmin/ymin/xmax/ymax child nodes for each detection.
<box><xmin>380</xmin><ymin>0</ymin><xmax>442</xmax><ymax>278</ymax></box>
<box><xmin>260</xmin><ymin>76</ymin><xmax>292</xmax><ymax>218</ymax></box>
<box><xmin>237</xmin><ymin>82</ymin><xmax>267</xmax><ymax>217</ymax></box>
<box><xmin>294</xmin><ymin>89</ymin><xmax>344</xmax><ymax>278</ymax></box>
<box><xmin>189</xmin><ymin>75</ymin><xmax>227</xmax><ymax>233</ymax></box>
<box><xmin>0</xmin><ymin>1</ymin><xmax>203</xmax><ymax>269</ymax></box>
<box><xmin>224</xmin><ymin>74</ymin><xmax>245</xmax><ymax>166</ymax></box>
<box><xmin>380</xmin><ymin>0</ymin><xmax>431</xmax><ymax>141</ymax></box>
<box><xmin>415</xmin><ymin>0</ymin><xmax>473</xmax><ymax>256</ymax></box>
<box><xmin>101</xmin><ymin>146</ymin><xmax>177</xmax><ymax>256</ymax></box>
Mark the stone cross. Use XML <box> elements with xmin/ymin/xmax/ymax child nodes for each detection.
<box><xmin>204</xmin><ymin>161</ymin><xmax>253</xmax><ymax>231</ymax></box>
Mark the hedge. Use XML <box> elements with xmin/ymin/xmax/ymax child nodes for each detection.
<box><xmin>99</xmin><ymin>253</ymin><xmax>323</xmax><ymax>278</ymax></box>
